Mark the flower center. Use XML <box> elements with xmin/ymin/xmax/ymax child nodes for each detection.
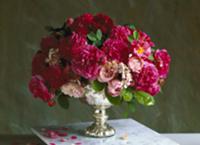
<box><xmin>137</xmin><ymin>46</ymin><xmax>144</xmax><ymax>54</ymax></box>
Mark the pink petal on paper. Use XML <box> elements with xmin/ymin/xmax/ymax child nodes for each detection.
<box><xmin>46</xmin><ymin>130</ymin><xmax>59</xmax><ymax>139</ymax></box>
<box><xmin>75</xmin><ymin>142</ymin><xmax>82</xmax><ymax>145</ymax></box>
<box><xmin>49</xmin><ymin>143</ymin><xmax>56</xmax><ymax>145</ymax></box>
<box><xmin>57</xmin><ymin>132</ymin><xmax>68</xmax><ymax>137</ymax></box>
<box><xmin>70</xmin><ymin>135</ymin><xmax>77</xmax><ymax>140</ymax></box>
<box><xmin>59</xmin><ymin>138</ymin><xmax>67</xmax><ymax>142</ymax></box>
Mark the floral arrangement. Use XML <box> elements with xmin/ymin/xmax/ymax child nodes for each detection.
<box><xmin>29</xmin><ymin>13</ymin><xmax>171</xmax><ymax>111</ymax></box>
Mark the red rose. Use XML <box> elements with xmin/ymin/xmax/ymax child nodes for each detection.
<box><xmin>43</xmin><ymin>65</ymin><xmax>66</xmax><ymax>89</ymax></box>
<box><xmin>58</xmin><ymin>33</ymin><xmax>87</xmax><ymax>60</ymax></box>
<box><xmin>110</xmin><ymin>25</ymin><xmax>132</xmax><ymax>42</ymax></box>
<box><xmin>58</xmin><ymin>37</ymin><xmax>71</xmax><ymax>59</ymax></box>
<box><xmin>93</xmin><ymin>13</ymin><xmax>114</xmax><ymax>34</ymax></box>
<box><xmin>71</xmin><ymin>44</ymin><xmax>105</xmax><ymax>80</ymax></box>
<box><xmin>70</xmin><ymin>13</ymin><xmax>93</xmax><ymax>35</ymax></box>
<box><xmin>40</xmin><ymin>36</ymin><xmax>59</xmax><ymax>53</ymax></box>
<box><xmin>32</xmin><ymin>51</ymin><xmax>47</xmax><ymax>76</ymax></box>
<box><xmin>154</xmin><ymin>49</ymin><xmax>171</xmax><ymax>79</ymax></box>
<box><xmin>102</xmin><ymin>39</ymin><xmax>129</xmax><ymax>63</ymax></box>
<box><xmin>29</xmin><ymin>75</ymin><xmax>54</xmax><ymax>102</ymax></box>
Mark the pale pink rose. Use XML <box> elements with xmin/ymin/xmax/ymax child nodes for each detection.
<box><xmin>107</xmin><ymin>79</ymin><xmax>123</xmax><ymax>97</ymax></box>
<box><xmin>98</xmin><ymin>61</ymin><xmax>118</xmax><ymax>83</ymax></box>
<box><xmin>61</xmin><ymin>82</ymin><xmax>85</xmax><ymax>98</ymax></box>
<box><xmin>128</xmin><ymin>57</ymin><xmax>143</xmax><ymax>73</ymax></box>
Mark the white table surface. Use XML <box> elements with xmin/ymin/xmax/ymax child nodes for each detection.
<box><xmin>32</xmin><ymin>119</ymin><xmax>179</xmax><ymax>145</ymax></box>
<box><xmin>163</xmin><ymin>133</ymin><xmax>200</xmax><ymax>145</ymax></box>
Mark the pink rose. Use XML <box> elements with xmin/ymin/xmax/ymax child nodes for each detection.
<box><xmin>98</xmin><ymin>61</ymin><xmax>118</xmax><ymax>82</ymax></box>
<box><xmin>110</xmin><ymin>25</ymin><xmax>132</xmax><ymax>42</ymax></box>
<box><xmin>93</xmin><ymin>13</ymin><xmax>114</xmax><ymax>34</ymax></box>
<box><xmin>154</xmin><ymin>49</ymin><xmax>171</xmax><ymax>79</ymax></box>
<box><xmin>29</xmin><ymin>75</ymin><xmax>54</xmax><ymax>102</ymax></box>
<box><xmin>71</xmin><ymin>44</ymin><xmax>105</xmax><ymax>80</ymax></box>
<box><xmin>131</xmin><ymin>40</ymin><xmax>151</xmax><ymax>58</ymax></box>
<box><xmin>102</xmin><ymin>39</ymin><xmax>129</xmax><ymax>63</ymax></box>
<box><xmin>107</xmin><ymin>79</ymin><xmax>123</xmax><ymax>97</ymax></box>
<box><xmin>128</xmin><ymin>57</ymin><xmax>143</xmax><ymax>73</ymax></box>
<box><xmin>134</xmin><ymin>62</ymin><xmax>160</xmax><ymax>95</ymax></box>
<box><xmin>61</xmin><ymin>82</ymin><xmax>85</xmax><ymax>98</ymax></box>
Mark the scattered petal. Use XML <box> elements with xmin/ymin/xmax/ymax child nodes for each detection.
<box><xmin>120</xmin><ymin>133</ymin><xmax>129</xmax><ymax>141</ymax></box>
<box><xmin>70</xmin><ymin>135</ymin><xmax>77</xmax><ymax>140</ymax></box>
<box><xmin>59</xmin><ymin>138</ymin><xmax>68</xmax><ymax>142</ymax></box>
<box><xmin>57</xmin><ymin>132</ymin><xmax>68</xmax><ymax>137</ymax></box>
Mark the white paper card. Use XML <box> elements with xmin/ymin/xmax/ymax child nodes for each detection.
<box><xmin>32</xmin><ymin>119</ymin><xmax>179</xmax><ymax>145</ymax></box>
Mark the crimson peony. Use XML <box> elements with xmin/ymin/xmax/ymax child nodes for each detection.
<box><xmin>102</xmin><ymin>39</ymin><xmax>129</xmax><ymax>63</ymax></box>
<box><xmin>71</xmin><ymin>44</ymin><xmax>105</xmax><ymax>80</ymax></box>
<box><xmin>110</xmin><ymin>25</ymin><xmax>132</xmax><ymax>42</ymax></box>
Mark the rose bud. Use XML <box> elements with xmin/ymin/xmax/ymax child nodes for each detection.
<box><xmin>107</xmin><ymin>79</ymin><xmax>123</xmax><ymax>97</ymax></box>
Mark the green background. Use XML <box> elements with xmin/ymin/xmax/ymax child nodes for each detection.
<box><xmin>0</xmin><ymin>0</ymin><xmax>200</xmax><ymax>134</ymax></box>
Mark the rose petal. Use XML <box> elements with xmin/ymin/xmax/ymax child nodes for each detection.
<box><xmin>70</xmin><ymin>135</ymin><xmax>77</xmax><ymax>140</ymax></box>
<box><xmin>57</xmin><ymin>132</ymin><xmax>68</xmax><ymax>137</ymax></box>
<box><xmin>59</xmin><ymin>138</ymin><xmax>67</xmax><ymax>142</ymax></box>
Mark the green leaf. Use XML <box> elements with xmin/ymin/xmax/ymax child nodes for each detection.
<box><xmin>87</xmin><ymin>32</ymin><xmax>97</xmax><ymax>42</ymax></box>
<box><xmin>128</xmin><ymin>35</ymin><xmax>134</xmax><ymax>43</ymax></box>
<box><xmin>133</xmin><ymin>31</ymin><xmax>139</xmax><ymax>40</ymax></box>
<box><xmin>57</xmin><ymin>94</ymin><xmax>69</xmax><ymax>109</ymax></box>
<box><xmin>105</xmin><ymin>90</ymin><xmax>122</xmax><ymax>105</ymax></box>
<box><xmin>128</xmin><ymin>24</ymin><xmax>136</xmax><ymax>30</ymax></box>
<box><xmin>148</xmin><ymin>54</ymin><xmax>154</xmax><ymax>61</ymax></box>
<box><xmin>91</xmin><ymin>80</ymin><xmax>105</xmax><ymax>92</ymax></box>
<box><xmin>120</xmin><ymin>87</ymin><xmax>134</xmax><ymax>102</ymax></box>
<box><xmin>55</xmin><ymin>89</ymin><xmax>62</xmax><ymax>97</ymax></box>
<box><xmin>134</xmin><ymin>91</ymin><xmax>155</xmax><ymax>106</ymax></box>
<box><xmin>96</xmin><ymin>29</ymin><xmax>102</xmax><ymax>40</ymax></box>
<box><xmin>152</xmin><ymin>47</ymin><xmax>158</xmax><ymax>50</ymax></box>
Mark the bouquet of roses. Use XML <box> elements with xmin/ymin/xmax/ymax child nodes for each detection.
<box><xmin>29</xmin><ymin>13</ymin><xmax>171</xmax><ymax>111</ymax></box>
